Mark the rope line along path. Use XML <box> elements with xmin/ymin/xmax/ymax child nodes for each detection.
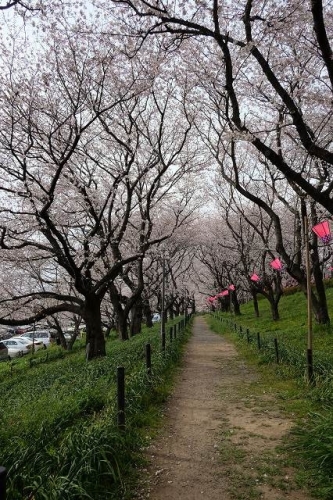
<box><xmin>137</xmin><ymin>316</ymin><xmax>312</xmax><ymax>500</ymax></box>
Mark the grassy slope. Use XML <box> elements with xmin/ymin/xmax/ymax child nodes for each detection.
<box><xmin>209</xmin><ymin>285</ymin><xmax>333</xmax><ymax>499</ymax></box>
<box><xmin>232</xmin><ymin>287</ymin><xmax>332</xmax><ymax>346</ymax></box>
<box><xmin>0</xmin><ymin>319</ymin><xmax>191</xmax><ymax>500</ymax></box>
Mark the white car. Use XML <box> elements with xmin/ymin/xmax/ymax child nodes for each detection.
<box><xmin>2</xmin><ymin>339</ymin><xmax>31</xmax><ymax>358</ymax></box>
<box><xmin>20</xmin><ymin>330</ymin><xmax>54</xmax><ymax>347</ymax></box>
<box><xmin>11</xmin><ymin>336</ymin><xmax>46</xmax><ymax>351</ymax></box>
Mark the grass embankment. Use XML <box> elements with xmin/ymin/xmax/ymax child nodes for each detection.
<box><xmin>207</xmin><ymin>286</ymin><xmax>333</xmax><ymax>499</ymax></box>
<box><xmin>0</xmin><ymin>318</ymin><xmax>191</xmax><ymax>500</ymax></box>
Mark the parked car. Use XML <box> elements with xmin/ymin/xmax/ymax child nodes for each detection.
<box><xmin>152</xmin><ymin>313</ymin><xmax>161</xmax><ymax>323</ymax></box>
<box><xmin>2</xmin><ymin>339</ymin><xmax>31</xmax><ymax>358</ymax></box>
<box><xmin>0</xmin><ymin>341</ymin><xmax>9</xmax><ymax>361</ymax></box>
<box><xmin>6</xmin><ymin>325</ymin><xmax>33</xmax><ymax>336</ymax></box>
<box><xmin>11</xmin><ymin>336</ymin><xmax>46</xmax><ymax>351</ymax></box>
<box><xmin>20</xmin><ymin>330</ymin><xmax>54</xmax><ymax>347</ymax></box>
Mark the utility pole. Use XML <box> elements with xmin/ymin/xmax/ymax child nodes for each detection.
<box><xmin>161</xmin><ymin>256</ymin><xmax>166</xmax><ymax>353</ymax></box>
<box><xmin>302</xmin><ymin>199</ymin><xmax>314</xmax><ymax>384</ymax></box>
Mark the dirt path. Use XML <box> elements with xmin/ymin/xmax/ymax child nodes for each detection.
<box><xmin>136</xmin><ymin>316</ymin><xmax>312</xmax><ymax>500</ymax></box>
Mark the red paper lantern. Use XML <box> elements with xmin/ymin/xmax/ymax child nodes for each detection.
<box><xmin>312</xmin><ymin>220</ymin><xmax>332</xmax><ymax>244</ymax></box>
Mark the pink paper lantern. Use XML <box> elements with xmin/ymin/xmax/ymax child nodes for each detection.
<box><xmin>250</xmin><ymin>273</ymin><xmax>260</xmax><ymax>282</ymax></box>
<box><xmin>270</xmin><ymin>258</ymin><xmax>283</xmax><ymax>271</ymax></box>
<box><xmin>312</xmin><ymin>220</ymin><xmax>332</xmax><ymax>244</ymax></box>
<box><xmin>221</xmin><ymin>290</ymin><xmax>229</xmax><ymax>296</ymax></box>
<box><xmin>228</xmin><ymin>284</ymin><xmax>235</xmax><ymax>291</ymax></box>
<box><xmin>207</xmin><ymin>296</ymin><xmax>216</xmax><ymax>303</ymax></box>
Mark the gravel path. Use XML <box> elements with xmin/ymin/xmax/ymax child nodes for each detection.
<box><xmin>136</xmin><ymin>316</ymin><xmax>312</xmax><ymax>500</ymax></box>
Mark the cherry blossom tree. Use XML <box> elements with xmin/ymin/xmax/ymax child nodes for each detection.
<box><xmin>0</xmin><ymin>19</ymin><xmax>201</xmax><ymax>358</ymax></box>
<box><xmin>106</xmin><ymin>211</ymin><xmax>197</xmax><ymax>340</ymax></box>
<box><xmin>206</xmin><ymin>137</ymin><xmax>331</xmax><ymax>323</ymax></box>
<box><xmin>109</xmin><ymin>0</ymin><xmax>333</xmax><ymax>216</ymax></box>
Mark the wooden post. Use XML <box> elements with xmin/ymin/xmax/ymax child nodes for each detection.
<box><xmin>145</xmin><ymin>344</ymin><xmax>151</xmax><ymax>376</ymax></box>
<box><xmin>0</xmin><ymin>466</ymin><xmax>7</xmax><ymax>500</ymax></box>
<box><xmin>117</xmin><ymin>367</ymin><xmax>125</xmax><ymax>430</ymax></box>
<box><xmin>307</xmin><ymin>349</ymin><xmax>314</xmax><ymax>384</ymax></box>
<box><xmin>85</xmin><ymin>342</ymin><xmax>90</xmax><ymax>362</ymax></box>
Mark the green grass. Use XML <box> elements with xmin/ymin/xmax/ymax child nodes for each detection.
<box><xmin>206</xmin><ymin>286</ymin><xmax>333</xmax><ymax>499</ymax></box>
<box><xmin>229</xmin><ymin>285</ymin><xmax>333</xmax><ymax>345</ymax></box>
<box><xmin>0</xmin><ymin>317</ymin><xmax>191</xmax><ymax>500</ymax></box>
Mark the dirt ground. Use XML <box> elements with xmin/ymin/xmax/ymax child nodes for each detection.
<box><xmin>135</xmin><ymin>316</ymin><xmax>312</xmax><ymax>500</ymax></box>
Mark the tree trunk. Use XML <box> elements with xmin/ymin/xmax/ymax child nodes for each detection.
<box><xmin>169</xmin><ymin>302</ymin><xmax>174</xmax><ymax>320</ymax></box>
<box><xmin>84</xmin><ymin>296</ymin><xmax>106</xmax><ymax>359</ymax></box>
<box><xmin>269</xmin><ymin>300</ymin><xmax>280</xmax><ymax>321</ymax></box>
<box><xmin>48</xmin><ymin>316</ymin><xmax>68</xmax><ymax>350</ymax></box>
<box><xmin>311</xmin><ymin>289</ymin><xmax>330</xmax><ymax>324</ymax></box>
<box><xmin>252</xmin><ymin>291</ymin><xmax>259</xmax><ymax>317</ymax></box>
<box><xmin>266</xmin><ymin>279</ymin><xmax>283</xmax><ymax>321</ymax></box>
<box><xmin>130</xmin><ymin>299</ymin><xmax>143</xmax><ymax>336</ymax></box>
<box><xmin>312</xmin><ymin>247</ymin><xmax>330</xmax><ymax>324</ymax></box>
<box><xmin>232</xmin><ymin>293</ymin><xmax>241</xmax><ymax>315</ymax></box>
<box><xmin>191</xmin><ymin>297</ymin><xmax>196</xmax><ymax>314</ymax></box>
<box><xmin>143</xmin><ymin>299</ymin><xmax>153</xmax><ymax>328</ymax></box>
<box><xmin>117</xmin><ymin>311</ymin><xmax>129</xmax><ymax>341</ymax></box>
